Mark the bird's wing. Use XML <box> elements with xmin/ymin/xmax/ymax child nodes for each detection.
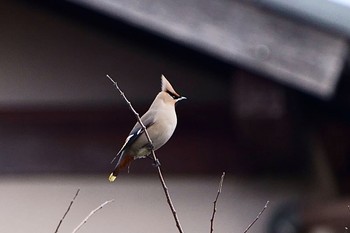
<box><xmin>111</xmin><ymin>111</ymin><xmax>156</xmax><ymax>164</ymax></box>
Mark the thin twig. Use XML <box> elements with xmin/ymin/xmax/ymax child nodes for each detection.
<box><xmin>54</xmin><ymin>189</ymin><xmax>80</xmax><ymax>233</ymax></box>
<box><xmin>210</xmin><ymin>172</ymin><xmax>225</xmax><ymax>233</ymax></box>
<box><xmin>346</xmin><ymin>205</ymin><xmax>350</xmax><ymax>232</ymax></box>
<box><xmin>243</xmin><ymin>201</ymin><xmax>269</xmax><ymax>233</ymax></box>
<box><xmin>157</xmin><ymin>165</ymin><xmax>184</xmax><ymax>232</ymax></box>
<box><xmin>72</xmin><ymin>199</ymin><xmax>114</xmax><ymax>233</ymax></box>
<box><xmin>106</xmin><ymin>74</ymin><xmax>154</xmax><ymax>147</ymax></box>
<box><xmin>107</xmin><ymin>74</ymin><xmax>184</xmax><ymax>233</ymax></box>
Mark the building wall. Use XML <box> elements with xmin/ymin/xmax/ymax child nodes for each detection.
<box><xmin>0</xmin><ymin>0</ymin><xmax>229</xmax><ymax>108</ymax></box>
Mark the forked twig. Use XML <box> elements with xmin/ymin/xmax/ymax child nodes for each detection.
<box><xmin>210</xmin><ymin>172</ymin><xmax>225</xmax><ymax>233</ymax></box>
<box><xmin>106</xmin><ymin>74</ymin><xmax>184</xmax><ymax>233</ymax></box>
<box><xmin>243</xmin><ymin>201</ymin><xmax>269</xmax><ymax>233</ymax></box>
<box><xmin>72</xmin><ymin>199</ymin><xmax>114</xmax><ymax>233</ymax></box>
<box><xmin>54</xmin><ymin>189</ymin><xmax>80</xmax><ymax>233</ymax></box>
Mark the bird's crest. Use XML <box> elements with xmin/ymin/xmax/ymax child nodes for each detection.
<box><xmin>161</xmin><ymin>75</ymin><xmax>179</xmax><ymax>97</ymax></box>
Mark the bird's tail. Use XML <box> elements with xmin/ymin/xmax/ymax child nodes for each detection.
<box><xmin>109</xmin><ymin>154</ymin><xmax>133</xmax><ymax>182</ymax></box>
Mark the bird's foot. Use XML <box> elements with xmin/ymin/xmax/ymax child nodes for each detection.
<box><xmin>152</xmin><ymin>158</ymin><xmax>161</xmax><ymax>167</ymax></box>
<box><xmin>145</xmin><ymin>143</ymin><xmax>155</xmax><ymax>151</ymax></box>
<box><xmin>147</xmin><ymin>155</ymin><xmax>161</xmax><ymax>167</ymax></box>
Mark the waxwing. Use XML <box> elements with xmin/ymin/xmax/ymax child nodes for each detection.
<box><xmin>109</xmin><ymin>75</ymin><xmax>186</xmax><ymax>181</ymax></box>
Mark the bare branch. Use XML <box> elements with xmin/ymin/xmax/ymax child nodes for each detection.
<box><xmin>210</xmin><ymin>172</ymin><xmax>225</xmax><ymax>233</ymax></box>
<box><xmin>72</xmin><ymin>199</ymin><xmax>114</xmax><ymax>233</ymax></box>
<box><xmin>157</xmin><ymin>165</ymin><xmax>184</xmax><ymax>233</ymax></box>
<box><xmin>106</xmin><ymin>75</ymin><xmax>155</xmax><ymax>154</ymax></box>
<box><xmin>243</xmin><ymin>201</ymin><xmax>269</xmax><ymax>233</ymax></box>
<box><xmin>346</xmin><ymin>205</ymin><xmax>350</xmax><ymax>231</ymax></box>
<box><xmin>107</xmin><ymin>74</ymin><xmax>184</xmax><ymax>233</ymax></box>
<box><xmin>54</xmin><ymin>189</ymin><xmax>80</xmax><ymax>233</ymax></box>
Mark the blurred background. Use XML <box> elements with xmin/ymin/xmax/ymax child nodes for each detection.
<box><xmin>1</xmin><ymin>0</ymin><xmax>350</xmax><ymax>232</ymax></box>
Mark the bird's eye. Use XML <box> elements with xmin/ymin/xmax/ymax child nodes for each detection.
<box><xmin>166</xmin><ymin>91</ymin><xmax>179</xmax><ymax>99</ymax></box>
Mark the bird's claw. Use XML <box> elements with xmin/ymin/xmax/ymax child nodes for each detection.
<box><xmin>146</xmin><ymin>143</ymin><xmax>155</xmax><ymax>151</ymax></box>
<box><xmin>147</xmin><ymin>155</ymin><xmax>161</xmax><ymax>167</ymax></box>
<box><xmin>152</xmin><ymin>158</ymin><xmax>161</xmax><ymax>167</ymax></box>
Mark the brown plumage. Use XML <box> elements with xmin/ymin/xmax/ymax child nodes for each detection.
<box><xmin>110</xmin><ymin>154</ymin><xmax>133</xmax><ymax>178</ymax></box>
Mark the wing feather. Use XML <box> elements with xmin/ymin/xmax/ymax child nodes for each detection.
<box><xmin>110</xmin><ymin>111</ymin><xmax>155</xmax><ymax>164</ymax></box>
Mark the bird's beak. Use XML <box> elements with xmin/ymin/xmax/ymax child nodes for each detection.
<box><xmin>176</xmin><ymin>96</ymin><xmax>187</xmax><ymax>102</ymax></box>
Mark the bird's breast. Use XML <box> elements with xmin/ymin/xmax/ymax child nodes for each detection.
<box><xmin>151</xmin><ymin>112</ymin><xmax>177</xmax><ymax>150</ymax></box>
<box><xmin>131</xmin><ymin>108</ymin><xmax>177</xmax><ymax>158</ymax></box>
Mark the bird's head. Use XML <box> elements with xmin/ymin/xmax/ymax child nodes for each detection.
<box><xmin>160</xmin><ymin>75</ymin><xmax>187</xmax><ymax>104</ymax></box>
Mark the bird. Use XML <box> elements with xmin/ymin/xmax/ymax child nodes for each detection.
<box><xmin>109</xmin><ymin>75</ymin><xmax>186</xmax><ymax>182</ymax></box>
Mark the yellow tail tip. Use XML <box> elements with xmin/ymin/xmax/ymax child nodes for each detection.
<box><xmin>109</xmin><ymin>173</ymin><xmax>117</xmax><ymax>182</ymax></box>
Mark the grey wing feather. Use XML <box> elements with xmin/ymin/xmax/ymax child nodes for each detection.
<box><xmin>110</xmin><ymin>111</ymin><xmax>155</xmax><ymax>164</ymax></box>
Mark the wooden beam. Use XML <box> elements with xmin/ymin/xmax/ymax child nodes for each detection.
<box><xmin>70</xmin><ymin>0</ymin><xmax>348</xmax><ymax>98</ymax></box>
